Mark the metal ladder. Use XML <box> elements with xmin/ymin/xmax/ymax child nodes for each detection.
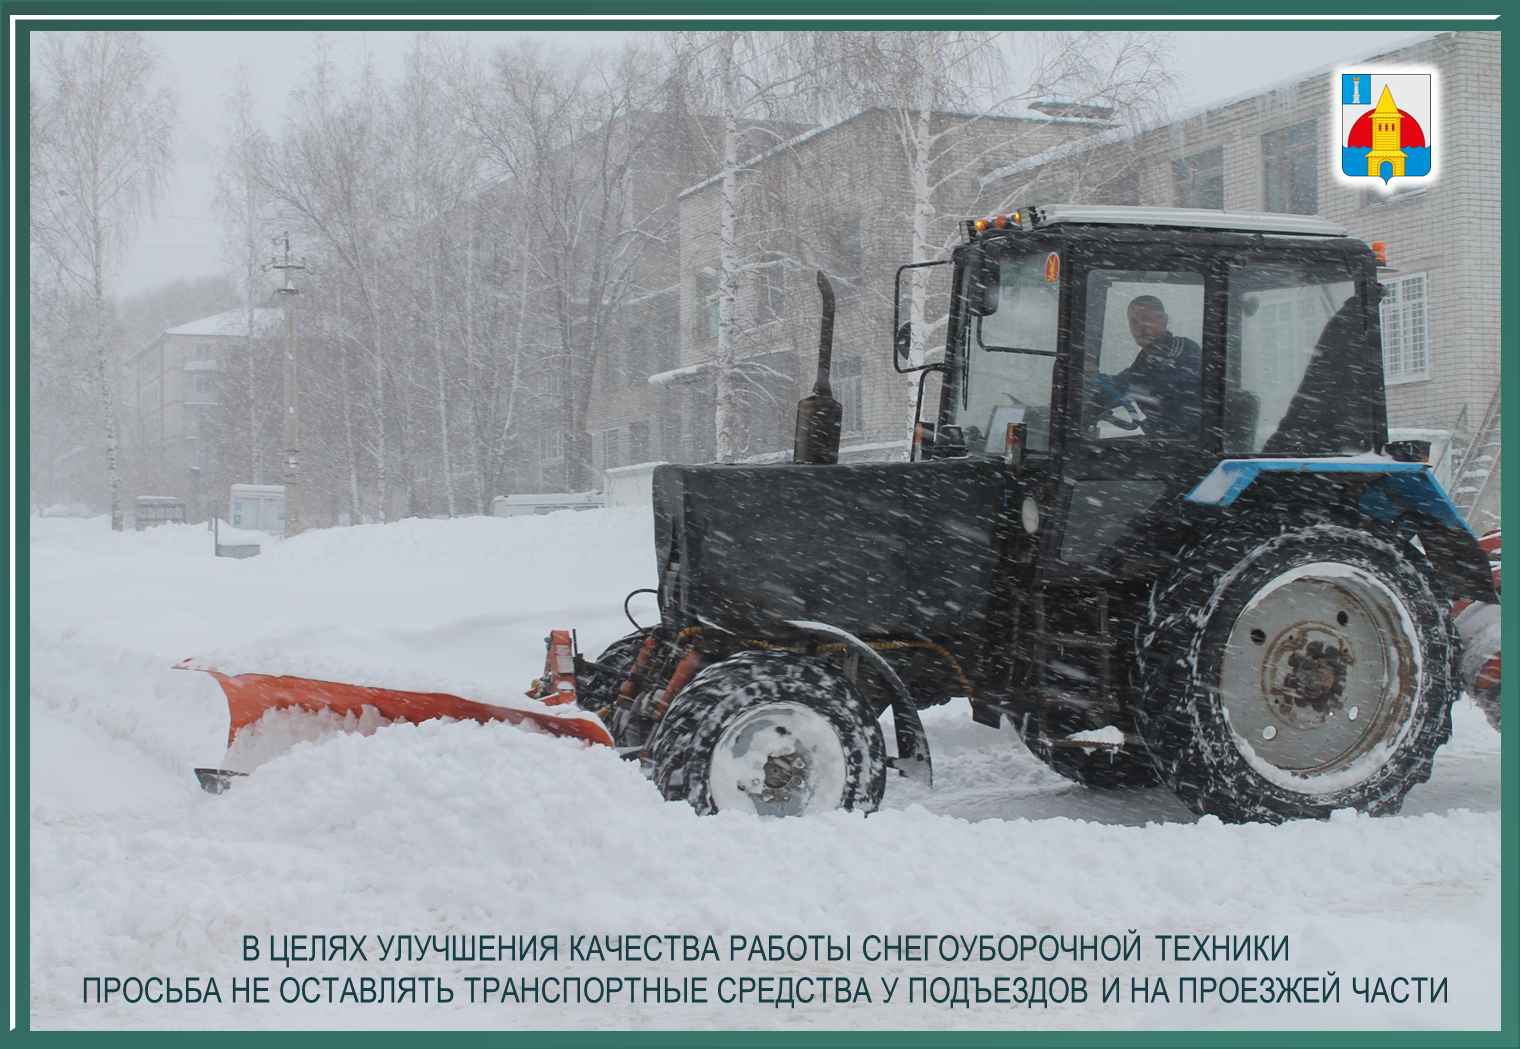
<box><xmin>1450</xmin><ymin>387</ymin><xmax>1501</xmax><ymax>525</ymax></box>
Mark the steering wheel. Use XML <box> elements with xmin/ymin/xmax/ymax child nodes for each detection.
<box><xmin>1090</xmin><ymin>374</ymin><xmax>1146</xmax><ymax>432</ymax></box>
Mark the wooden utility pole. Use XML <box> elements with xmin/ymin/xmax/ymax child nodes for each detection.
<box><xmin>268</xmin><ymin>233</ymin><xmax>305</xmax><ymax>537</ymax></box>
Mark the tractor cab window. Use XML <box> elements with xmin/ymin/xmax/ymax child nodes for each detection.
<box><xmin>1225</xmin><ymin>261</ymin><xmax>1363</xmax><ymax>455</ymax></box>
<box><xmin>1081</xmin><ymin>270</ymin><xmax>1206</xmax><ymax>442</ymax></box>
<box><xmin>959</xmin><ymin>250</ymin><xmax>1060</xmax><ymax>455</ymax></box>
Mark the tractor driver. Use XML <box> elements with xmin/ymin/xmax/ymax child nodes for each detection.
<box><xmin>1088</xmin><ymin>294</ymin><xmax>1203</xmax><ymax>440</ymax></box>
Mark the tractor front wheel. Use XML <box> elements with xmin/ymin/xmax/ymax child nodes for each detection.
<box><xmin>648</xmin><ymin>651</ymin><xmax>886</xmax><ymax>816</ymax></box>
<box><xmin>576</xmin><ymin>632</ymin><xmax>652</xmax><ymax>714</ymax></box>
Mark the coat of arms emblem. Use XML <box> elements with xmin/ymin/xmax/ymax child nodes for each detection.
<box><xmin>1340</xmin><ymin>72</ymin><xmax>1433</xmax><ymax>184</ymax></box>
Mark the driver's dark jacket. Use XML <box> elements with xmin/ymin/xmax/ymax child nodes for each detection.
<box><xmin>1100</xmin><ymin>333</ymin><xmax>1202</xmax><ymax>441</ymax></box>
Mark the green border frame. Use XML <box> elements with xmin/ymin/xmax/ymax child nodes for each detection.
<box><xmin>8</xmin><ymin>6</ymin><xmax>1513</xmax><ymax>1045</ymax></box>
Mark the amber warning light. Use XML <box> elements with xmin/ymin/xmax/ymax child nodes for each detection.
<box><xmin>973</xmin><ymin>212</ymin><xmax>1022</xmax><ymax>235</ymax></box>
<box><xmin>1372</xmin><ymin>241</ymin><xmax>1388</xmax><ymax>265</ymax></box>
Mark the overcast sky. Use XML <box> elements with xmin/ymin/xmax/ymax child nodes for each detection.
<box><xmin>111</xmin><ymin>28</ymin><xmax>1440</xmax><ymax>298</ymax></box>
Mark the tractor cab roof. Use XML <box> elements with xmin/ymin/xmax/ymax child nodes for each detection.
<box><xmin>966</xmin><ymin>205</ymin><xmax>1348</xmax><ymax>241</ymax></box>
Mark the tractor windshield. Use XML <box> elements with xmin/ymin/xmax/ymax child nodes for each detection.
<box><xmin>1226</xmin><ymin>259</ymin><xmax>1368</xmax><ymax>456</ymax></box>
<box><xmin>957</xmin><ymin>249</ymin><xmax>1060</xmax><ymax>455</ymax></box>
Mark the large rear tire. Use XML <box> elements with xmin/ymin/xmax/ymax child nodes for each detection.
<box><xmin>648</xmin><ymin>651</ymin><xmax>886</xmax><ymax>816</ymax></box>
<box><xmin>1141</xmin><ymin>518</ymin><xmax>1457</xmax><ymax>823</ymax></box>
<box><xmin>1474</xmin><ymin>684</ymin><xmax>1501</xmax><ymax>732</ymax></box>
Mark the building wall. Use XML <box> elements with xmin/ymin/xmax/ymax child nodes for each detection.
<box><xmin>122</xmin><ymin>310</ymin><xmax>278</xmax><ymax>520</ymax></box>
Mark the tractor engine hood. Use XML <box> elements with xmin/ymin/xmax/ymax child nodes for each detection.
<box><xmin>652</xmin><ymin>459</ymin><xmax>1004</xmax><ymax>639</ymax></box>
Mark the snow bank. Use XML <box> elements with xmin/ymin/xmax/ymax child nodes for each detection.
<box><xmin>27</xmin><ymin>510</ymin><xmax>1502</xmax><ymax>1030</ymax></box>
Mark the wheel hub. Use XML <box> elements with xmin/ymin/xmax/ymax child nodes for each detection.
<box><xmin>756</xmin><ymin>749</ymin><xmax>809</xmax><ymax>803</ymax></box>
<box><xmin>709</xmin><ymin>702</ymin><xmax>848</xmax><ymax>816</ymax></box>
<box><xmin>1277</xmin><ymin>635</ymin><xmax>1351</xmax><ymax>714</ymax></box>
<box><xmin>1219</xmin><ymin>563</ymin><xmax>1418</xmax><ymax>786</ymax></box>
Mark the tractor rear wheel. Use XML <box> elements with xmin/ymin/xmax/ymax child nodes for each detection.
<box><xmin>647</xmin><ymin>651</ymin><xmax>886</xmax><ymax>816</ymax></box>
<box><xmin>1473</xmin><ymin>685</ymin><xmax>1501</xmax><ymax>732</ymax></box>
<box><xmin>1141</xmin><ymin>517</ymin><xmax>1457</xmax><ymax>823</ymax></box>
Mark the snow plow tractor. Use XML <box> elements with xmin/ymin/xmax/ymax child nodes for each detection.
<box><xmin>190</xmin><ymin>205</ymin><xmax>1498</xmax><ymax>825</ymax></box>
<box><xmin>559</xmin><ymin>205</ymin><xmax>1499</xmax><ymax>824</ymax></box>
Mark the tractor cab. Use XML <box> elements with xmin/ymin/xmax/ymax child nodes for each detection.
<box><xmin>918</xmin><ymin>205</ymin><xmax>1387</xmax><ymax>584</ymax></box>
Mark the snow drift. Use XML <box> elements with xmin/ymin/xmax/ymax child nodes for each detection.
<box><xmin>28</xmin><ymin>510</ymin><xmax>1501</xmax><ymax>1030</ymax></box>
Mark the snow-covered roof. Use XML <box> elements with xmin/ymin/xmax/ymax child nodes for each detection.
<box><xmin>165</xmin><ymin>308</ymin><xmax>281</xmax><ymax>339</ymax></box>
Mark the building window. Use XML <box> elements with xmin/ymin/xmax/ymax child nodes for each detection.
<box><xmin>836</xmin><ymin>357</ymin><xmax>864</xmax><ymax>437</ymax></box>
<box><xmin>833</xmin><ymin>218</ymin><xmax>863</xmax><ymax>277</ymax></box>
<box><xmin>539</xmin><ymin>367</ymin><xmax>565</xmax><ymax>403</ymax></box>
<box><xmin>662</xmin><ymin>407</ymin><xmax>683</xmax><ymax>462</ymax></box>
<box><xmin>626</xmin><ymin>325</ymin><xmax>647</xmax><ymax>386</ymax></box>
<box><xmin>692</xmin><ymin>388</ymin><xmax>715</xmax><ymax>463</ymax></box>
<box><xmin>656</xmin><ymin>312</ymin><xmax>679</xmax><ymax>372</ymax></box>
<box><xmin>195</xmin><ymin>342</ymin><xmax>213</xmax><ymax>359</ymax></box>
<box><xmin>1173</xmin><ymin>147</ymin><xmax>1224</xmax><ymax>209</ymax></box>
<box><xmin>697</xmin><ymin>272</ymin><xmax>720</xmax><ymax>340</ymax></box>
<box><xmin>1262</xmin><ymin>121</ymin><xmax>1318</xmax><ymax>215</ymax></box>
<box><xmin>628</xmin><ymin>420</ymin><xmax>650</xmax><ymax>463</ymax></box>
<box><xmin>1380</xmin><ymin>273</ymin><xmax>1428</xmax><ymax>383</ymax></box>
<box><xmin>194</xmin><ymin>376</ymin><xmax>214</xmax><ymax>395</ymax></box>
<box><xmin>539</xmin><ymin>426</ymin><xmax>565</xmax><ymax>462</ymax></box>
<box><xmin>600</xmin><ymin>427</ymin><xmax>621</xmax><ymax>470</ymax></box>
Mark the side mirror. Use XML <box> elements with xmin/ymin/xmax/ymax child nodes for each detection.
<box><xmin>894</xmin><ymin>322</ymin><xmax>913</xmax><ymax>366</ymax></box>
<box><xmin>967</xmin><ymin>260</ymin><xmax>1000</xmax><ymax>317</ymax></box>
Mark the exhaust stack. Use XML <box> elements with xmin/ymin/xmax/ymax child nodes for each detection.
<box><xmin>793</xmin><ymin>270</ymin><xmax>842</xmax><ymax>465</ymax></box>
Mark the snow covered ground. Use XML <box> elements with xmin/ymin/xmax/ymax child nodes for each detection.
<box><xmin>27</xmin><ymin>510</ymin><xmax>1503</xmax><ymax>1030</ymax></box>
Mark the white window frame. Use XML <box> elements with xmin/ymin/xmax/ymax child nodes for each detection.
<box><xmin>539</xmin><ymin>368</ymin><xmax>565</xmax><ymax>402</ymax></box>
<box><xmin>539</xmin><ymin>426</ymin><xmax>565</xmax><ymax>462</ymax></box>
<box><xmin>600</xmin><ymin>426</ymin><xmax>621</xmax><ymax>470</ymax></box>
<box><xmin>1380</xmin><ymin>272</ymin><xmax>1429</xmax><ymax>384</ymax></box>
<box><xmin>836</xmin><ymin>357</ymin><xmax>864</xmax><ymax>437</ymax></box>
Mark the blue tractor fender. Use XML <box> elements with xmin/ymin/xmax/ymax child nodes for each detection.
<box><xmin>1184</xmin><ymin>457</ymin><xmax>1495</xmax><ymax>604</ymax></box>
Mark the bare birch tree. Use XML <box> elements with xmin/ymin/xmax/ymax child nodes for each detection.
<box><xmin>394</xmin><ymin>35</ymin><xmax>478</xmax><ymax>516</ymax></box>
<box><xmin>259</xmin><ymin>42</ymin><xmax>405</xmax><ymax>521</ymax></box>
<box><xmin>662</xmin><ymin>31</ymin><xmax>851</xmax><ymax>462</ymax></box>
<box><xmin>32</xmin><ymin>31</ymin><xmax>177</xmax><ymax>529</ymax></box>
<box><xmin>459</xmin><ymin>40</ymin><xmax>667</xmax><ymax>490</ymax></box>
<box><xmin>845</xmin><ymin>31</ymin><xmax>1178</xmax><ymax>440</ymax></box>
<box><xmin>212</xmin><ymin>65</ymin><xmax>279</xmax><ymax>487</ymax></box>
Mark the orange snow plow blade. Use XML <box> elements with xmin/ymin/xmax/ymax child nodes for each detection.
<box><xmin>178</xmin><ymin>662</ymin><xmax>613</xmax><ymax>750</ymax></box>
